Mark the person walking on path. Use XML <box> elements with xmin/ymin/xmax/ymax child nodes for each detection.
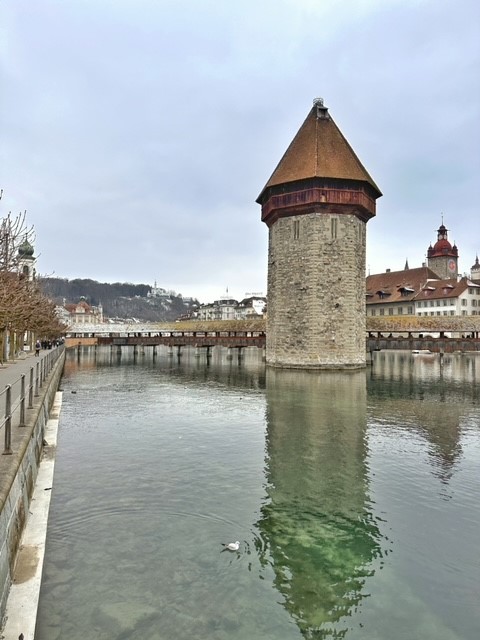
<box><xmin>35</xmin><ymin>340</ymin><xmax>41</xmax><ymax>357</ymax></box>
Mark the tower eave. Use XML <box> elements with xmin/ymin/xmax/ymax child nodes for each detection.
<box><xmin>260</xmin><ymin>179</ymin><xmax>378</xmax><ymax>226</ymax></box>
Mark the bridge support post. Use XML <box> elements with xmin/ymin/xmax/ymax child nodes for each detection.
<box><xmin>177</xmin><ymin>345</ymin><xmax>182</xmax><ymax>358</ymax></box>
<box><xmin>226</xmin><ymin>347</ymin><xmax>233</xmax><ymax>360</ymax></box>
<box><xmin>153</xmin><ymin>346</ymin><xmax>157</xmax><ymax>357</ymax></box>
<box><xmin>237</xmin><ymin>347</ymin><xmax>244</xmax><ymax>361</ymax></box>
<box><xmin>206</xmin><ymin>346</ymin><xmax>212</xmax><ymax>359</ymax></box>
<box><xmin>195</xmin><ymin>346</ymin><xmax>201</xmax><ymax>358</ymax></box>
<box><xmin>168</xmin><ymin>346</ymin><xmax>174</xmax><ymax>357</ymax></box>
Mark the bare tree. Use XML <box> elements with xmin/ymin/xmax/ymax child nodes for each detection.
<box><xmin>0</xmin><ymin>206</ymin><xmax>64</xmax><ymax>360</ymax></box>
<box><xmin>0</xmin><ymin>210</ymin><xmax>35</xmax><ymax>272</ymax></box>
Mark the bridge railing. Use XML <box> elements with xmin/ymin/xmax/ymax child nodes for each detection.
<box><xmin>1</xmin><ymin>345</ymin><xmax>64</xmax><ymax>455</ymax></box>
<box><xmin>367</xmin><ymin>336</ymin><xmax>480</xmax><ymax>353</ymax></box>
<box><xmin>94</xmin><ymin>331</ymin><xmax>266</xmax><ymax>349</ymax></box>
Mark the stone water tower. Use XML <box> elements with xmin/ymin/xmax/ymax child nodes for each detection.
<box><xmin>257</xmin><ymin>99</ymin><xmax>381</xmax><ymax>369</ymax></box>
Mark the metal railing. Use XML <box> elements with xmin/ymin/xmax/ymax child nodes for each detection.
<box><xmin>1</xmin><ymin>345</ymin><xmax>64</xmax><ymax>455</ymax></box>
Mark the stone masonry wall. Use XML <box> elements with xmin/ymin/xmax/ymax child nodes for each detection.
<box><xmin>267</xmin><ymin>211</ymin><xmax>367</xmax><ymax>368</ymax></box>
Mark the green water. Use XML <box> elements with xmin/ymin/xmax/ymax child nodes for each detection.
<box><xmin>35</xmin><ymin>348</ymin><xmax>480</xmax><ymax>639</ymax></box>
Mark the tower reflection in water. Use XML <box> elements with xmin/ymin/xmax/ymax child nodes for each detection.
<box><xmin>257</xmin><ymin>368</ymin><xmax>385</xmax><ymax>638</ymax></box>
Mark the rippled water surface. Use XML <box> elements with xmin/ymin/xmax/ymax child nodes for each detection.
<box><xmin>36</xmin><ymin>348</ymin><xmax>480</xmax><ymax>640</ymax></box>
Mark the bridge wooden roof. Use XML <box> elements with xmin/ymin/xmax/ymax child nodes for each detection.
<box><xmin>367</xmin><ymin>315</ymin><xmax>480</xmax><ymax>333</ymax></box>
<box><xmin>164</xmin><ymin>319</ymin><xmax>266</xmax><ymax>332</ymax></box>
<box><xmin>257</xmin><ymin>103</ymin><xmax>382</xmax><ymax>202</ymax></box>
<box><xmin>67</xmin><ymin>318</ymin><xmax>266</xmax><ymax>334</ymax></box>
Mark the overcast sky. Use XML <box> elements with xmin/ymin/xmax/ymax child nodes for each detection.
<box><xmin>1</xmin><ymin>0</ymin><xmax>479</xmax><ymax>303</ymax></box>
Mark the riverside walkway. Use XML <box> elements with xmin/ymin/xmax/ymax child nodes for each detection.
<box><xmin>0</xmin><ymin>347</ymin><xmax>64</xmax><ymax>640</ymax></box>
<box><xmin>0</xmin><ymin>351</ymin><xmax>38</xmax><ymax>390</ymax></box>
<box><xmin>0</xmin><ymin>350</ymin><xmax>51</xmax><ymax>455</ymax></box>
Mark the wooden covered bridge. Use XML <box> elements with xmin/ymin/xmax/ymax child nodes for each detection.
<box><xmin>65</xmin><ymin>316</ymin><xmax>480</xmax><ymax>354</ymax></box>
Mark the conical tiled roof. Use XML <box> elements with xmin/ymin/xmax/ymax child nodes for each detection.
<box><xmin>257</xmin><ymin>101</ymin><xmax>382</xmax><ymax>200</ymax></box>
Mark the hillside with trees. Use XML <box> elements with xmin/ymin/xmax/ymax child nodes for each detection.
<box><xmin>40</xmin><ymin>277</ymin><xmax>199</xmax><ymax>322</ymax></box>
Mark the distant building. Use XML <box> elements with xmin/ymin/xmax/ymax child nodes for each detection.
<box><xmin>366</xmin><ymin>266</ymin><xmax>438</xmax><ymax>317</ymax></box>
<box><xmin>366</xmin><ymin>221</ymin><xmax>480</xmax><ymax>317</ymax></box>
<box><xmin>196</xmin><ymin>291</ymin><xmax>266</xmax><ymax>321</ymax></box>
<box><xmin>147</xmin><ymin>281</ymin><xmax>170</xmax><ymax>298</ymax></box>
<box><xmin>236</xmin><ymin>296</ymin><xmax>266</xmax><ymax>319</ymax></box>
<box><xmin>471</xmin><ymin>255</ymin><xmax>480</xmax><ymax>283</ymax></box>
<box><xmin>55</xmin><ymin>304</ymin><xmax>71</xmax><ymax>325</ymax></box>
<box><xmin>197</xmin><ymin>292</ymin><xmax>238</xmax><ymax>321</ymax></box>
<box><xmin>64</xmin><ymin>299</ymin><xmax>104</xmax><ymax>324</ymax></box>
<box><xmin>415</xmin><ymin>277</ymin><xmax>480</xmax><ymax>317</ymax></box>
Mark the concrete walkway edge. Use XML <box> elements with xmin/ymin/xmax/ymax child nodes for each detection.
<box><xmin>1</xmin><ymin>391</ymin><xmax>63</xmax><ymax>640</ymax></box>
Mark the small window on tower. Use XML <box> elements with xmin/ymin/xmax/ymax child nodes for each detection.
<box><xmin>293</xmin><ymin>219</ymin><xmax>300</xmax><ymax>240</ymax></box>
<box><xmin>331</xmin><ymin>217</ymin><xmax>338</xmax><ymax>239</ymax></box>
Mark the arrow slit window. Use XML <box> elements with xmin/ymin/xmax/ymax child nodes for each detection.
<box><xmin>331</xmin><ymin>217</ymin><xmax>338</xmax><ymax>239</ymax></box>
<box><xmin>293</xmin><ymin>219</ymin><xmax>300</xmax><ymax>240</ymax></box>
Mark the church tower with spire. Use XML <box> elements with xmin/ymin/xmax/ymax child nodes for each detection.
<box><xmin>427</xmin><ymin>222</ymin><xmax>458</xmax><ymax>279</ymax></box>
<box><xmin>471</xmin><ymin>255</ymin><xmax>480</xmax><ymax>283</ymax></box>
<box><xmin>257</xmin><ymin>99</ymin><xmax>382</xmax><ymax>369</ymax></box>
<box><xmin>17</xmin><ymin>237</ymin><xmax>36</xmax><ymax>281</ymax></box>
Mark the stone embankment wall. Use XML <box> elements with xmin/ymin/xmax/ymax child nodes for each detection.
<box><xmin>0</xmin><ymin>351</ymin><xmax>65</xmax><ymax>624</ymax></box>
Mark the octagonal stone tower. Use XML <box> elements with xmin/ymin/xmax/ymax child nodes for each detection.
<box><xmin>257</xmin><ymin>99</ymin><xmax>382</xmax><ymax>369</ymax></box>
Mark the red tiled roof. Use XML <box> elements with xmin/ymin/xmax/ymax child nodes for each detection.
<box><xmin>65</xmin><ymin>301</ymin><xmax>93</xmax><ymax>312</ymax></box>
<box><xmin>415</xmin><ymin>277</ymin><xmax>471</xmax><ymax>301</ymax></box>
<box><xmin>366</xmin><ymin>267</ymin><xmax>439</xmax><ymax>304</ymax></box>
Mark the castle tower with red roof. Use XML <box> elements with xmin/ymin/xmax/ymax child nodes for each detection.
<box><xmin>257</xmin><ymin>99</ymin><xmax>381</xmax><ymax>369</ymax></box>
<box><xmin>427</xmin><ymin>222</ymin><xmax>458</xmax><ymax>279</ymax></box>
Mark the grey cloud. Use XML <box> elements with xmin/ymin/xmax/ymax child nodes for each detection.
<box><xmin>1</xmin><ymin>0</ymin><xmax>479</xmax><ymax>300</ymax></box>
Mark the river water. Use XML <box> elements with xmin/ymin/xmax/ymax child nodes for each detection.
<box><xmin>35</xmin><ymin>347</ymin><xmax>480</xmax><ymax>640</ymax></box>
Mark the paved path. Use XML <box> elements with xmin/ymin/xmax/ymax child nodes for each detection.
<box><xmin>0</xmin><ymin>348</ymin><xmax>64</xmax><ymax>640</ymax></box>
<box><xmin>0</xmin><ymin>350</ymin><xmax>54</xmax><ymax>437</ymax></box>
<box><xmin>0</xmin><ymin>347</ymin><xmax>60</xmax><ymax>485</ymax></box>
<box><xmin>0</xmin><ymin>350</ymin><xmax>42</xmax><ymax>386</ymax></box>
